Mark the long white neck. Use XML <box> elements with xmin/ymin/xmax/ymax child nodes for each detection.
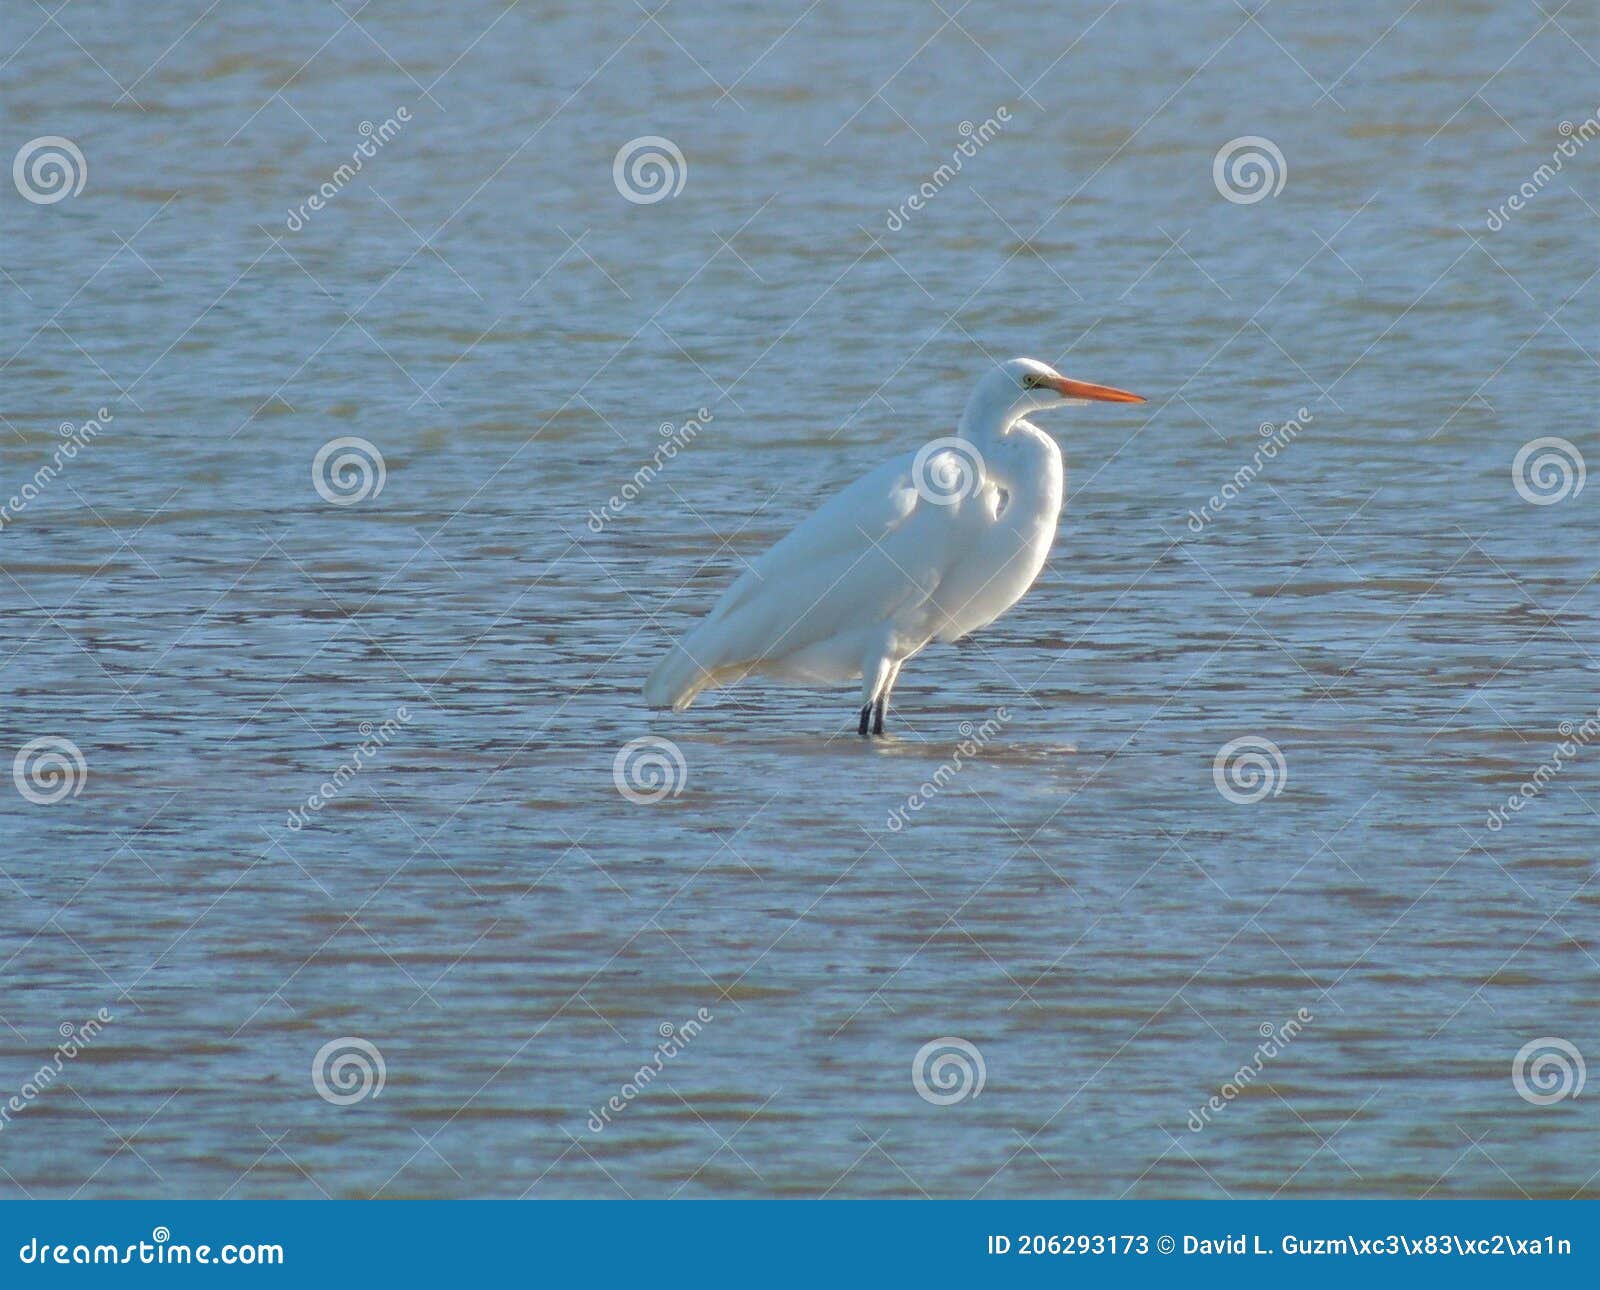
<box><xmin>957</xmin><ymin>384</ymin><xmax>1023</xmax><ymax>449</ymax></box>
<box><xmin>956</xmin><ymin>385</ymin><xmax>1061</xmax><ymax>499</ymax></box>
<box><xmin>946</xmin><ymin>389</ymin><xmax>1066</xmax><ymax>631</ymax></box>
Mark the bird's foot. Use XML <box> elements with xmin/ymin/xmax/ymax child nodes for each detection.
<box><xmin>857</xmin><ymin>703</ymin><xmax>872</xmax><ymax>737</ymax></box>
<box><xmin>871</xmin><ymin>697</ymin><xmax>885</xmax><ymax>736</ymax></box>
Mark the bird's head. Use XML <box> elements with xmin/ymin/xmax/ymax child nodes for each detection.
<box><xmin>994</xmin><ymin>356</ymin><xmax>1146</xmax><ymax>417</ymax></box>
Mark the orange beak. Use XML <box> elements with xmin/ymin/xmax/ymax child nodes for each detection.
<box><xmin>1047</xmin><ymin>375</ymin><xmax>1145</xmax><ymax>404</ymax></box>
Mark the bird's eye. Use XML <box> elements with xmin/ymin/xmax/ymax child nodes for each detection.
<box><xmin>1023</xmin><ymin>374</ymin><xmax>1040</xmax><ymax>388</ymax></box>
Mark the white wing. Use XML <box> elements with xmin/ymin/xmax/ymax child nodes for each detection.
<box><xmin>645</xmin><ymin>448</ymin><xmax>991</xmax><ymax>708</ymax></box>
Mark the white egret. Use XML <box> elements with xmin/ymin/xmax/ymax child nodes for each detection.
<box><xmin>644</xmin><ymin>357</ymin><xmax>1145</xmax><ymax>735</ymax></box>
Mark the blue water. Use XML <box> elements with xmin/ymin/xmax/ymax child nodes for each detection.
<box><xmin>1</xmin><ymin>0</ymin><xmax>1595</xmax><ymax>1198</ymax></box>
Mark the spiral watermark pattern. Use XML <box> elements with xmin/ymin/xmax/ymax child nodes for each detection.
<box><xmin>312</xmin><ymin>436</ymin><xmax>386</xmax><ymax>506</ymax></box>
<box><xmin>911</xmin><ymin>437</ymin><xmax>986</xmax><ymax>506</ymax></box>
<box><xmin>1512</xmin><ymin>436</ymin><xmax>1585</xmax><ymax>506</ymax></box>
<box><xmin>1212</xmin><ymin>136</ymin><xmax>1286</xmax><ymax>204</ymax></box>
<box><xmin>13</xmin><ymin>136</ymin><xmax>87</xmax><ymax>204</ymax></box>
<box><xmin>613</xmin><ymin>736</ymin><xmax>687</xmax><ymax>804</ymax></box>
<box><xmin>1512</xmin><ymin>1036</ymin><xmax>1585</xmax><ymax>1106</ymax></box>
<box><xmin>1212</xmin><ymin>736</ymin><xmax>1287</xmax><ymax>804</ymax></box>
<box><xmin>12</xmin><ymin>737</ymin><xmax>87</xmax><ymax>804</ymax></box>
<box><xmin>613</xmin><ymin>136</ymin><xmax>687</xmax><ymax>204</ymax></box>
<box><xmin>311</xmin><ymin>1036</ymin><xmax>386</xmax><ymax>1105</ymax></box>
<box><xmin>911</xmin><ymin>1036</ymin><xmax>986</xmax><ymax>1105</ymax></box>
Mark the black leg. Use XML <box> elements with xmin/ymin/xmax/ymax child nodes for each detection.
<box><xmin>857</xmin><ymin>703</ymin><xmax>871</xmax><ymax>737</ymax></box>
<box><xmin>871</xmin><ymin>696</ymin><xmax>885</xmax><ymax>735</ymax></box>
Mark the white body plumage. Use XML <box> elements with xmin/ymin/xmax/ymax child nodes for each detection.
<box><xmin>645</xmin><ymin>357</ymin><xmax>1144</xmax><ymax>733</ymax></box>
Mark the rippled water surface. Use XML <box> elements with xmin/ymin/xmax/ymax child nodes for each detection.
<box><xmin>2</xmin><ymin>0</ymin><xmax>1597</xmax><ymax>1198</ymax></box>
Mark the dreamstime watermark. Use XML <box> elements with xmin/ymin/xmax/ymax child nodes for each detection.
<box><xmin>885</xmin><ymin>708</ymin><xmax>1009</xmax><ymax>831</ymax></box>
<box><xmin>285</xmin><ymin>107</ymin><xmax>411</xmax><ymax>231</ymax></box>
<box><xmin>18</xmin><ymin>1229</ymin><xmax>284</xmax><ymax>1267</ymax></box>
<box><xmin>1511</xmin><ymin>1036</ymin><xmax>1584</xmax><ymax>1106</ymax></box>
<box><xmin>312</xmin><ymin>435</ymin><xmax>386</xmax><ymax>505</ymax></box>
<box><xmin>1185</xmin><ymin>1009</ymin><xmax>1313</xmax><ymax>1131</ymax></box>
<box><xmin>311</xmin><ymin>1036</ymin><xmax>385</xmax><ymax>1105</ymax></box>
<box><xmin>0</xmin><ymin>408</ymin><xmax>113</xmax><ymax>532</ymax></box>
<box><xmin>0</xmin><ymin>1009</ymin><xmax>113</xmax><ymax>1132</ymax></box>
<box><xmin>12</xmin><ymin>736</ymin><xmax>87</xmax><ymax>804</ymax></box>
<box><xmin>912</xmin><ymin>1036</ymin><xmax>985</xmax><ymax>1105</ymax></box>
<box><xmin>1486</xmin><ymin>108</ymin><xmax>1599</xmax><ymax>230</ymax></box>
<box><xmin>13</xmin><ymin>135</ymin><xmax>86</xmax><ymax>204</ymax></box>
<box><xmin>586</xmin><ymin>1009</ymin><xmax>714</xmax><ymax>1131</ymax></box>
<box><xmin>286</xmin><ymin>708</ymin><xmax>412</xmax><ymax>832</ymax></box>
<box><xmin>1212</xmin><ymin>736</ymin><xmax>1287</xmax><ymax>804</ymax></box>
<box><xmin>613</xmin><ymin>736</ymin><xmax>687</xmax><ymax>804</ymax></box>
<box><xmin>911</xmin><ymin>437</ymin><xmax>986</xmax><ymax>506</ymax></box>
<box><xmin>613</xmin><ymin>136</ymin><xmax>687</xmax><ymax>204</ymax></box>
<box><xmin>884</xmin><ymin>107</ymin><xmax>1011</xmax><ymax>232</ymax></box>
<box><xmin>1185</xmin><ymin>408</ymin><xmax>1312</xmax><ymax>532</ymax></box>
<box><xmin>1512</xmin><ymin>436</ymin><xmax>1585</xmax><ymax>505</ymax></box>
<box><xmin>1485</xmin><ymin>706</ymin><xmax>1600</xmax><ymax>832</ymax></box>
<box><xmin>587</xmin><ymin>408</ymin><xmax>713</xmax><ymax>532</ymax></box>
<box><xmin>1212</xmin><ymin>136</ymin><xmax>1286</xmax><ymax>204</ymax></box>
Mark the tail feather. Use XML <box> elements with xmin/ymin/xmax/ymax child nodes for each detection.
<box><xmin>644</xmin><ymin>640</ymin><xmax>712</xmax><ymax>710</ymax></box>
